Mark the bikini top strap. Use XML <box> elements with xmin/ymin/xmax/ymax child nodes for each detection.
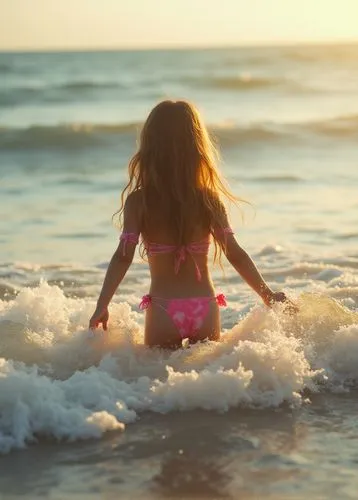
<box><xmin>173</xmin><ymin>240</ymin><xmax>210</xmax><ymax>281</ymax></box>
<box><xmin>146</xmin><ymin>242</ymin><xmax>176</xmax><ymax>254</ymax></box>
<box><xmin>146</xmin><ymin>237</ymin><xmax>211</xmax><ymax>281</ymax></box>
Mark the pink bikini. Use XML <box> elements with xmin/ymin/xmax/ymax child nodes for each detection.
<box><xmin>120</xmin><ymin>229</ymin><xmax>232</xmax><ymax>340</ymax></box>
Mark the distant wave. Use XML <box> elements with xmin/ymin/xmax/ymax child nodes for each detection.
<box><xmin>215</xmin><ymin>114</ymin><xmax>358</xmax><ymax>145</ymax></box>
<box><xmin>304</xmin><ymin>114</ymin><xmax>358</xmax><ymax>137</ymax></box>
<box><xmin>283</xmin><ymin>50</ymin><xmax>323</xmax><ymax>62</ymax></box>
<box><xmin>0</xmin><ymin>80</ymin><xmax>125</xmax><ymax>107</ymax></box>
<box><xmin>0</xmin><ymin>122</ymin><xmax>285</xmax><ymax>151</ymax></box>
<box><xmin>2</xmin><ymin>80</ymin><xmax>122</xmax><ymax>92</ymax></box>
<box><xmin>0</xmin><ymin>123</ymin><xmax>140</xmax><ymax>150</ymax></box>
<box><xmin>336</xmin><ymin>232</ymin><xmax>358</xmax><ymax>241</ymax></box>
<box><xmin>58</xmin><ymin>80</ymin><xmax>120</xmax><ymax>91</ymax></box>
<box><xmin>214</xmin><ymin>124</ymin><xmax>284</xmax><ymax>145</ymax></box>
<box><xmin>0</xmin><ymin>73</ymin><xmax>316</xmax><ymax>108</ymax></box>
<box><xmin>0</xmin><ymin>63</ymin><xmax>11</xmax><ymax>73</ymax></box>
<box><xmin>208</xmin><ymin>75</ymin><xmax>280</xmax><ymax>90</ymax></box>
<box><xmin>1</xmin><ymin>114</ymin><xmax>358</xmax><ymax>151</ymax></box>
<box><xmin>189</xmin><ymin>74</ymin><xmax>310</xmax><ymax>93</ymax></box>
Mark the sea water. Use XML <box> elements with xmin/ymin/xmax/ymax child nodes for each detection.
<box><xmin>1</xmin><ymin>45</ymin><xmax>358</xmax><ymax>499</ymax></box>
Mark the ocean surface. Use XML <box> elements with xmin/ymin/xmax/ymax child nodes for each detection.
<box><xmin>1</xmin><ymin>44</ymin><xmax>358</xmax><ymax>499</ymax></box>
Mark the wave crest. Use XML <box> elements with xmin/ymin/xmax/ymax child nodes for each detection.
<box><xmin>1</xmin><ymin>114</ymin><xmax>358</xmax><ymax>151</ymax></box>
<box><xmin>208</xmin><ymin>75</ymin><xmax>280</xmax><ymax>90</ymax></box>
<box><xmin>0</xmin><ymin>122</ymin><xmax>140</xmax><ymax>150</ymax></box>
<box><xmin>0</xmin><ymin>283</ymin><xmax>358</xmax><ymax>453</ymax></box>
<box><xmin>190</xmin><ymin>74</ymin><xmax>310</xmax><ymax>93</ymax></box>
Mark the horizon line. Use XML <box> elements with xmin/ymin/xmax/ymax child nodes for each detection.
<box><xmin>1</xmin><ymin>38</ymin><xmax>358</xmax><ymax>54</ymax></box>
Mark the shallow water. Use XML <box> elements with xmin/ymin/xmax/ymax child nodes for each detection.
<box><xmin>1</xmin><ymin>44</ymin><xmax>358</xmax><ymax>498</ymax></box>
<box><xmin>1</xmin><ymin>396</ymin><xmax>358</xmax><ymax>499</ymax></box>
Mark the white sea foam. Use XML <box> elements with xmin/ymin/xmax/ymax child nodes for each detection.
<box><xmin>0</xmin><ymin>282</ymin><xmax>358</xmax><ymax>453</ymax></box>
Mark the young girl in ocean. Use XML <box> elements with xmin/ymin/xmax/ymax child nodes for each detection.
<box><xmin>89</xmin><ymin>100</ymin><xmax>288</xmax><ymax>348</ymax></box>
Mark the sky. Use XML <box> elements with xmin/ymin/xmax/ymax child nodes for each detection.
<box><xmin>1</xmin><ymin>0</ymin><xmax>358</xmax><ymax>51</ymax></box>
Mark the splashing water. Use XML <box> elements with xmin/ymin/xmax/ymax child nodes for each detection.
<box><xmin>1</xmin><ymin>282</ymin><xmax>357</xmax><ymax>453</ymax></box>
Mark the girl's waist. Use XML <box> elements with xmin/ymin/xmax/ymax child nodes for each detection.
<box><xmin>148</xmin><ymin>279</ymin><xmax>215</xmax><ymax>299</ymax></box>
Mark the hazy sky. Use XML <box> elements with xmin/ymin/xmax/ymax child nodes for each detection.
<box><xmin>1</xmin><ymin>0</ymin><xmax>358</xmax><ymax>50</ymax></box>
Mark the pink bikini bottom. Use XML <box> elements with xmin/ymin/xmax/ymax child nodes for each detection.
<box><xmin>139</xmin><ymin>293</ymin><xmax>226</xmax><ymax>340</ymax></box>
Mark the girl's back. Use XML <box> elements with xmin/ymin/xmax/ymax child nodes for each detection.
<box><xmin>130</xmin><ymin>190</ymin><xmax>215</xmax><ymax>296</ymax></box>
<box><xmin>90</xmin><ymin>100</ymin><xmax>290</xmax><ymax>348</ymax></box>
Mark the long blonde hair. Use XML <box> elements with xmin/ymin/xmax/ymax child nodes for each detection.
<box><xmin>116</xmin><ymin>100</ymin><xmax>241</xmax><ymax>261</ymax></box>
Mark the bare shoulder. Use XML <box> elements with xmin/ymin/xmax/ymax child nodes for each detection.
<box><xmin>125</xmin><ymin>190</ymin><xmax>143</xmax><ymax>212</ymax></box>
<box><xmin>122</xmin><ymin>190</ymin><xmax>143</xmax><ymax>232</ymax></box>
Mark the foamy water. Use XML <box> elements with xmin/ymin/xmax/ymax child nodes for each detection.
<box><xmin>1</xmin><ymin>276</ymin><xmax>358</xmax><ymax>455</ymax></box>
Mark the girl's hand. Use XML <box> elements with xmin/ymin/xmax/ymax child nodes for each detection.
<box><xmin>267</xmin><ymin>291</ymin><xmax>287</xmax><ymax>306</ymax></box>
<box><xmin>263</xmin><ymin>290</ymin><xmax>298</xmax><ymax>313</ymax></box>
<box><xmin>89</xmin><ymin>305</ymin><xmax>109</xmax><ymax>331</ymax></box>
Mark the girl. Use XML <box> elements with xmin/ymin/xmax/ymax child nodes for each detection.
<box><xmin>89</xmin><ymin>100</ymin><xmax>288</xmax><ymax>348</ymax></box>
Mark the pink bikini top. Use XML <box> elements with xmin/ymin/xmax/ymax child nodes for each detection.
<box><xmin>120</xmin><ymin>227</ymin><xmax>233</xmax><ymax>281</ymax></box>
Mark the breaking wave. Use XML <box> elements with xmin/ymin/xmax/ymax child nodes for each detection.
<box><xmin>199</xmin><ymin>75</ymin><xmax>309</xmax><ymax>92</ymax></box>
<box><xmin>1</xmin><ymin>114</ymin><xmax>358</xmax><ymax>151</ymax></box>
<box><xmin>0</xmin><ymin>282</ymin><xmax>358</xmax><ymax>453</ymax></box>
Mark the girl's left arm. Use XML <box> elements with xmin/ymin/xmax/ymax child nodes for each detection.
<box><xmin>89</xmin><ymin>193</ymin><xmax>141</xmax><ymax>330</ymax></box>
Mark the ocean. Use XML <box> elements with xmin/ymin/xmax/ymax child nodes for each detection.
<box><xmin>1</xmin><ymin>44</ymin><xmax>358</xmax><ymax>499</ymax></box>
